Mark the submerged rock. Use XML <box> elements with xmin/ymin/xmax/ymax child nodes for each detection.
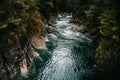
<box><xmin>45</xmin><ymin>24</ymin><xmax>59</xmax><ymax>34</ymax></box>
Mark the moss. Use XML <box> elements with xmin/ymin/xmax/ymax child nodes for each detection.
<box><xmin>112</xmin><ymin>26</ymin><xmax>119</xmax><ymax>31</ymax></box>
<box><xmin>99</xmin><ymin>29</ymin><xmax>111</xmax><ymax>37</ymax></box>
<box><xmin>112</xmin><ymin>35</ymin><xmax>119</xmax><ymax>41</ymax></box>
<box><xmin>100</xmin><ymin>26</ymin><xmax>115</xmax><ymax>37</ymax></box>
<box><xmin>100</xmin><ymin>19</ymin><xmax>109</xmax><ymax>26</ymax></box>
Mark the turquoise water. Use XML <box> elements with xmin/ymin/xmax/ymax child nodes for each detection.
<box><xmin>32</xmin><ymin>14</ymin><xmax>96</xmax><ymax>80</ymax></box>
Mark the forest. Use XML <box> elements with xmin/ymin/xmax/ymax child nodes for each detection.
<box><xmin>0</xmin><ymin>0</ymin><xmax>120</xmax><ymax>80</ymax></box>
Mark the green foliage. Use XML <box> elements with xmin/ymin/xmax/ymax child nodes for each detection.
<box><xmin>112</xmin><ymin>26</ymin><xmax>119</xmax><ymax>31</ymax></box>
<box><xmin>36</xmin><ymin>0</ymin><xmax>54</xmax><ymax>21</ymax></box>
<box><xmin>69</xmin><ymin>0</ymin><xmax>120</xmax><ymax>74</ymax></box>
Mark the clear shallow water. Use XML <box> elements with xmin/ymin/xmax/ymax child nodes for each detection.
<box><xmin>35</xmin><ymin>14</ymin><xmax>96</xmax><ymax>80</ymax></box>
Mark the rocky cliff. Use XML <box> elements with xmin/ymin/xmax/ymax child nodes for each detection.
<box><xmin>0</xmin><ymin>0</ymin><xmax>47</xmax><ymax>80</ymax></box>
<box><xmin>70</xmin><ymin>0</ymin><xmax>120</xmax><ymax>79</ymax></box>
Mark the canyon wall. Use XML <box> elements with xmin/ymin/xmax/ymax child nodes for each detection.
<box><xmin>0</xmin><ymin>0</ymin><xmax>47</xmax><ymax>80</ymax></box>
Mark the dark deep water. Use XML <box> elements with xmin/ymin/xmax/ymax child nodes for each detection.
<box><xmin>30</xmin><ymin>14</ymin><xmax>96</xmax><ymax>80</ymax></box>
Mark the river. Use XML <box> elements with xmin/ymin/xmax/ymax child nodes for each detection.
<box><xmin>33</xmin><ymin>14</ymin><xmax>96</xmax><ymax>80</ymax></box>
